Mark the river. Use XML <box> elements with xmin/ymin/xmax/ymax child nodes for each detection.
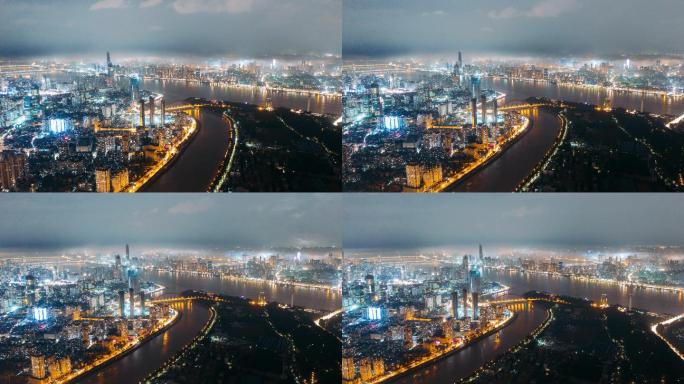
<box><xmin>141</xmin><ymin>109</ymin><xmax>228</xmax><ymax>192</ymax></box>
<box><xmin>139</xmin><ymin>80</ymin><xmax>340</xmax><ymax>192</ymax></box>
<box><xmin>142</xmin><ymin>79</ymin><xmax>341</xmax><ymax>116</ymax></box>
<box><xmin>445</xmin><ymin>77</ymin><xmax>684</xmax><ymax>192</ymax></box>
<box><xmin>73</xmin><ymin>271</ymin><xmax>339</xmax><ymax>383</ymax></box>
<box><xmin>75</xmin><ymin>300</ymin><xmax>210</xmax><ymax>384</ymax></box>
<box><xmin>390</xmin><ymin>265</ymin><xmax>684</xmax><ymax>383</ymax></box>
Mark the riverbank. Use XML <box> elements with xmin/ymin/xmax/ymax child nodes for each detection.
<box><xmin>378</xmin><ymin>311</ymin><xmax>518</xmax><ymax>384</ymax></box>
<box><xmin>136</xmin><ymin>115</ymin><xmax>200</xmax><ymax>192</ymax></box>
<box><xmin>440</xmin><ymin>115</ymin><xmax>532</xmax><ymax>192</ymax></box>
<box><xmin>517</xmin><ymin>111</ymin><xmax>568</xmax><ymax>191</ymax></box>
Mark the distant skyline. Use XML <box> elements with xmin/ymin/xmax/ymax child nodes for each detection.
<box><xmin>0</xmin><ymin>194</ymin><xmax>340</xmax><ymax>250</ymax></box>
<box><xmin>343</xmin><ymin>194</ymin><xmax>684</xmax><ymax>249</ymax></box>
<box><xmin>0</xmin><ymin>0</ymin><xmax>341</xmax><ymax>58</ymax></box>
<box><xmin>344</xmin><ymin>0</ymin><xmax>684</xmax><ymax>58</ymax></box>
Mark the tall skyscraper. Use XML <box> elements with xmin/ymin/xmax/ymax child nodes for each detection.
<box><xmin>106</xmin><ymin>51</ymin><xmax>113</xmax><ymax>77</ymax></box>
<box><xmin>125</xmin><ymin>244</ymin><xmax>130</xmax><ymax>262</ymax></box>
<box><xmin>139</xmin><ymin>98</ymin><xmax>145</xmax><ymax>128</ymax></box>
<box><xmin>471</xmin><ymin>98</ymin><xmax>478</xmax><ymax>127</ymax></box>
<box><xmin>148</xmin><ymin>96</ymin><xmax>155</xmax><ymax>127</ymax></box>
<box><xmin>128</xmin><ymin>288</ymin><xmax>135</xmax><ymax>318</ymax></box>
<box><xmin>479</xmin><ymin>244</ymin><xmax>484</xmax><ymax>262</ymax></box>
<box><xmin>462</xmin><ymin>288</ymin><xmax>468</xmax><ymax>318</ymax></box>
<box><xmin>470</xmin><ymin>75</ymin><xmax>481</xmax><ymax>99</ymax></box>
<box><xmin>25</xmin><ymin>275</ymin><xmax>36</xmax><ymax>306</ymax></box>
<box><xmin>365</xmin><ymin>274</ymin><xmax>375</xmax><ymax>296</ymax></box>
<box><xmin>118</xmin><ymin>290</ymin><xmax>125</xmax><ymax>318</ymax></box>
<box><xmin>472</xmin><ymin>291</ymin><xmax>479</xmax><ymax>320</ymax></box>
<box><xmin>139</xmin><ymin>291</ymin><xmax>145</xmax><ymax>316</ymax></box>
<box><xmin>458</xmin><ymin>51</ymin><xmax>463</xmax><ymax>69</ymax></box>
<box><xmin>450</xmin><ymin>291</ymin><xmax>458</xmax><ymax>318</ymax></box>
<box><xmin>480</xmin><ymin>93</ymin><xmax>487</xmax><ymax>126</ymax></box>
<box><xmin>492</xmin><ymin>97</ymin><xmax>498</xmax><ymax>128</ymax></box>
<box><xmin>160</xmin><ymin>98</ymin><xmax>166</xmax><ymax>126</ymax></box>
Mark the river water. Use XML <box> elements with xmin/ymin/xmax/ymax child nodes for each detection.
<box><xmin>75</xmin><ymin>300</ymin><xmax>210</xmax><ymax>384</ymax></box>
<box><xmin>142</xmin><ymin>79</ymin><xmax>341</xmax><ymax>115</ymax></box>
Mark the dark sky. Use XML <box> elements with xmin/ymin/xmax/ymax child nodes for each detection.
<box><xmin>0</xmin><ymin>0</ymin><xmax>340</xmax><ymax>58</ymax></box>
<box><xmin>0</xmin><ymin>194</ymin><xmax>340</xmax><ymax>250</ymax></box>
<box><xmin>343</xmin><ymin>0</ymin><xmax>684</xmax><ymax>58</ymax></box>
<box><xmin>343</xmin><ymin>194</ymin><xmax>684</xmax><ymax>249</ymax></box>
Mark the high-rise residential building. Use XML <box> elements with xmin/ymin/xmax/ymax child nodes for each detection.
<box><xmin>472</xmin><ymin>291</ymin><xmax>479</xmax><ymax>320</ymax></box>
<box><xmin>0</xmin><ymin>151</ymin><xmax>27</xmax><ymax>190</ymax></box>
<box><xmin>462</xmin><ymin>288</ymin><xmax>468</xmax><ymax>318</ymax></box>
<box><xmin>30</xmin><ymin>355</ymin><xmax>47</xmax><ymax>379</ymax></box>
<box><xmin>451</xmin><ymin>291</ymin><xmax>458</xmax><ymax>318</ymax></box>
<box><xmin>95</xmin><ymin>169</ymin><xmax>111</xmax><ymax>193</ymax></box>
<box><xmin>342</xmin><ymin>356</ymin><xmax>356</xmax><ymax>381</ymax></box>
<box><xmin>111</xmin><ymin>169</ymin><xmax>129</xmax><ymax>192</ymax></box>
<box><xmin>481</xmin><ymin>93</ymin><xmax>487</xmax><ymax>126</ymax></box>
<box><xmin>139</xmin><ymin>98</ymin><xmax>145</xmax><ymax>128</ymax></box>
<box><xmin>160</xmin><ymin>98</ymin><xmax>166</xmax><ymax>126</ymax></box>
<box><xmin>118</xmin><ymin>290</ymin><xmax>125</xmax><ymax>318</ymax></box>
<box><xmin>139</xmin><ymin>291</ymin><xmax>146</xmax><ymax>315</ymax></box>
<box><xmin>471</xmin><ymin>97</ymin><xmax>478</xmax><ymax>127</ymax></box>
<box><xmin>148</xmin><ymin>96</ymin><xmax>155</xmax><ymax>127</ymax></box>
<box><xmin>128</xmin><ymin>288</ymin><xmax>134</xmax><ymax>318</ymax></box>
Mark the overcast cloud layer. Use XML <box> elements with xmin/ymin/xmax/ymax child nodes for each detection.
<box><xmin>344</xmin><ymin>194</ymin><xmax>684</xmax><ymax>249</ymax></box>
<box><xmin>0</xmin><ymin>194</ymin><xmax>340</xmax><ymax>250</ymax></box>
<box><xmin>343</xmin><ymin>0</ymin><xmax>684</xmax><ymax>58</ymax></box>
<box><xmin>0</xmin><ymin>0</ymin><xmax>340</xmax><ymax>57</ymax></box>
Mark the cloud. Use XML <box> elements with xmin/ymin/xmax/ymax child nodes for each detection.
<box><xmin>90</xmin><ymin>0</ymin><xmax>129</xmax><ymax>10</ymax></box>
<box><xmin>168</xmin><ymin>199</ymin><xmax>212</xmax><ymax>215</ymax></box>
<box><xmin>140</xmin><ymin>0</ymin><xmax>163</xmax><ymax>7</ymax></box>
<box><xmin>421</xmin><ymin>10</ymin><xmax>446</xmax><ymax>17</ymax></box>
<box><xmin>171</xmin><ymin>0</ymin><xmax>253</xmax><ymax>14</ymax></box>
<box><xmin>488</xmin><ymin>0</ymin><xmax>580</xmax><ymax>20</ymax></box>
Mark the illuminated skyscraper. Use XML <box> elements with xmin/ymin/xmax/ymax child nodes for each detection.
<box><xmin>25</xmin><ymin>275</ymin><xmax>36</xmax><ymax>306</ymax></box>
<box><xmin>148</xmin><ymin>96</ymin><xmax>155</xmax><ymax>127</ymax></box>
<box><xmin>95</xmin><ymin>169</ymin><xmax>111</xmax><ymax>193</ymax></box>
<box><xmin>470</xmin><ymin>75</ymin><xmax>481</xmax><ymax>99</ymax></box>
<box><xmin>462</xmin><ymin>288</ymin><xmax>468</xmax><ymax>318</ymax></box>
<box><xmin>106</xmin><ymin>51</ymin><xmax>112</xmax><ymax>77</ymax></box>
<box><xmin>472</xmin><ymin>291</ymin><xmax>479</xmax><ymax>320</ymax></box>
<box><xmin>492</xmin><ymin>97</ymin><xmax>498</xmax><ymax>128</ymax></box>
<box><xmin>480</xmin><ymin>93</ymin><xmax>487</xmax><ymax>126</ymax></box>
<box><xmin>365</xmin><ymin>274</ymin><xmax>375</xmax><ymax>296</ymax></box>
<box><xmin>118</xmin><ymin>290</ymin><xmax>125</xmax><ymax>318</ymax></box>
<box><xmin>471</xmin><ymin>98</ymin><xmax>478</xmax><ymax>127</ymax></box>
<box><xmin>450</xmin><ymin>291</ymin><xmax>458</xmax><ymax>318</ymax></box>
<box><xmin>160</xmin><ymin>98</ymin><xmax>166</xmax><ymax>126</ymax></box>
<box><xmin>139</xmin><ymin>98</ymin><xmax>145</xmax><ymax>128</ymax></box>
<box><xmin>30</xmin><ymin>355</ymin><xmax>47</xmax><ymax>379</ymax></box>
<box><xmin>139</xmin><ymin>291</ymin><xmax>145</xmax><ymax>315</ymax></box>
<box><xmin>128</xmin><ymin>288</ymin><xmax>134</xmax><ymax>318</ymax></box>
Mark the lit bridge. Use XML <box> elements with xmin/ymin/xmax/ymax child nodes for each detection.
<box><xmin>483</xmin><ymin>296</ymin><xmax>571</xmax><ymax>311</ymax></box>
<box><xmin>666</xmin><ymin>113</ymin><xmax>684</xmax><ymax>129</ymax></box>
<box><xmin>148</xmin><ymin>295</ymin><xmax>229</xmax><ymax>305</ymax></box>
